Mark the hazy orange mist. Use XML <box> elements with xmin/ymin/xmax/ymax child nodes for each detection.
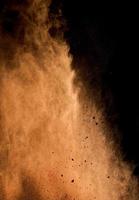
<box><xmin>0</xmin><ymin>0</ymin><xmax>138</xmax><ymax>200</ymax></box>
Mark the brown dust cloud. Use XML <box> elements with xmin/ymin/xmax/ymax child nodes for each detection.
<box><xmin>0</xmin><ymin>0</ymin><xmax>138</xmax><ymax>200</ymax></box>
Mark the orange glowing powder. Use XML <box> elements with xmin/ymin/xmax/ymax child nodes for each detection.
<box><xmin>0</xmin><ymin>1</ymin><xmax>138</xmax><ymax>200</ymax></box>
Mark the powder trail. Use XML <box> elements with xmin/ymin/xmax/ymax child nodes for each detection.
<box><xmin>0</xmin><ymin>1</ymin><xmax>138</xmax><ymax>200</ymax></box>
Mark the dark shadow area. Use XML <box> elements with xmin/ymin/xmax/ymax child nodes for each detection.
<box><xmin>18</xmin><ymin>176</ymin><xmax>43</xmax><ymax>200</ymax></box>
<box><xmin>0</xmin><ymin>176</ymin><xmax>45</xmax><ymax>200</ymax></box>
<box><xmin>61</xmin><ymin>0</ymin><xmax>139</xmax><ymax>173</ymax></box>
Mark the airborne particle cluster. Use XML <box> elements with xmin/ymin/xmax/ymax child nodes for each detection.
<box><xmin>0</xmin><ymin>0</ymin><xmax>139</xmax><ymax>200</ymax></box>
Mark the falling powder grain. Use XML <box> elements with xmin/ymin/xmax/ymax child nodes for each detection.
<box><xmin>0</xmin><ymin>0</ymin><xmax>138</xmax><ymax>200</ymax></box>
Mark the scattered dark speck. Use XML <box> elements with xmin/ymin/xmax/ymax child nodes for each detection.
<box><xmin>71</xmin><ymin>179</ymin><xmax>74</xmax><ymax>183</ymax></box>
<box><xmin>84</xmin><ymin>160</ymin><xmax>87</xmax><ymax>163</ymax></box>
<box><xmin>52</xmin><ymin>152</ymin><xmax>54</xmax><ymax>154</ymax></box>
<box><xmin>85</xmin><ymin>136</ymin><xmax>88</xmax><ymax>139</ymax></box>
<box><xmin>93</xmin><ymin>116</ymin><xmax>95</xmax><ymax>119</ymax></box>
<box><xmin>107</xmin><ymin>176</ymin><xmax>110</xmax><ymax>179</ymax></box>
<box><xmin>72</xmin><ymin>158</ymin><xmax>74</xmax><ymax>161</ymax></box>
<box><xmin>61</xmin><ymin>174</ymin><xmax>63</xmax><ymax>177</ymax></box>
<box><xmin>96</xmin><ymin>122</ymin><xmax>98</xmax><ymax>125</ymax></box>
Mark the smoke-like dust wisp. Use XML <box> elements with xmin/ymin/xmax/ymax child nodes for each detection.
<box><xmin>0</xmin><ymin>0</ymin><xmax>138</xmax><ymax>199</ymax></box>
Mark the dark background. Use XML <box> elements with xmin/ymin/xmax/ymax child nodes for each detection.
<box><xmin>52</xmin><ymin>1</ymin><xmax>139</xmax><ymax>175</ymax></box>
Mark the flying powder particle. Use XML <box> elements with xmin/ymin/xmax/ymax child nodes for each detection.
<box><xmin>0</xmin><ymin>0</ymin><xmax>138</xmax><ymax>200</ymax></box>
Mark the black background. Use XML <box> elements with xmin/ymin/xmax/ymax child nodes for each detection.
<box><xmin>57</xmin><ymin>1</ymin><xmax>139</xmax><ymax>174</ymax></box>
